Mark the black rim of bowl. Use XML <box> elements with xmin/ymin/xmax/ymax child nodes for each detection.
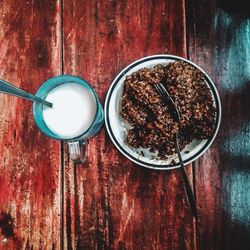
<box><xmin>104</xmin><ymin>55</ymin><xmax>221</xmax><ymax>170</ymax></box>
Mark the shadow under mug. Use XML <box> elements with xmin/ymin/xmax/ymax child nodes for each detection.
<box><xmin>33</xmin><ymin>75</ymin><xmax>104</xmax><ymax>164</ymax></box>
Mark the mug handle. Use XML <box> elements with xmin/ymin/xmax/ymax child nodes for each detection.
<box><xmin>68</xmin><ymin>140</ymin><xmax>88</xmax><ymax>164</ymax></box>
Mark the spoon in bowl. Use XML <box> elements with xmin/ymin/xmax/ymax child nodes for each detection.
<box><xmin>0</xmin><ymin>79</ymin><xmax>53</xmax><ymax>108</ymax></box>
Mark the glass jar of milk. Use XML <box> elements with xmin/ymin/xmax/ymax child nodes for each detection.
<box><xmin>33</xmin><ymin>75</ymin><xmax>104</xmax><ymax>164</ymax></box>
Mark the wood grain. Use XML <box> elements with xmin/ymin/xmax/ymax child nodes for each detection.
<box><xmin>1</xmin><ymin>0</ymin><xmax>248</xmax><ymax>249</ymax></box>
<box><xmin>187</xmin><ymin>0</ymin><xmax>250</xmax><ymax>249</ymax></box>
<box><xmin>62</xmin><ymin>0</ymin><xmax>197</xmax><ymax>249</ymax></box>
<box><xmin>0</xmin><ymin>0</ymin><xmax>61</xmax><ymax>249</ymax></box>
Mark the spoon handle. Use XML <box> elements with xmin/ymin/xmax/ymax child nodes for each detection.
<box><xmin>0</xmin><ymin>79</ymin><xmax>52</xmax><ymax>108</ymax></box>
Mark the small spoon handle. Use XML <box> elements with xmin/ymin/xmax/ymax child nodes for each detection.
<box><xmin>0</xmin><ymin>79</ymin><xmax>52</xmax><ymax>107</ymax></box>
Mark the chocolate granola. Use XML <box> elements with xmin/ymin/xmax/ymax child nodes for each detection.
<box><xmin>120</xmin><ymin>61</ymin><xmax>216</xmax><ymax>159</ymax></box>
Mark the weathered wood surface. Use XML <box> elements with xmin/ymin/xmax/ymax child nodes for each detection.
<box><xmin>0</xmin><ymin>0</ymin><xmax>250</xmax><ymax>249</ymax></box>
<box><xmin>187</xmin><ymin>0</ymin><xmax>250</xmax><ymax>250</ymax></box>
<box><xmin>0</xmin><ymin>0</ymin><xmax>61</xmax><ymax>249</ymax></box>
<box><xmin>62</xmin><ymin>0</ymin><xmax>196</xmax><ymax>249</ymax></box>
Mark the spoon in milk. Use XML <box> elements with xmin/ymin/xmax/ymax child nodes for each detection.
<box><xmin>0</xmin><ymin>79</ymin><xmax>52</xmax><ymax>107</ymax></box>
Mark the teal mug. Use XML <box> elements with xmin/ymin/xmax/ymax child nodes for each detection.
<box><xmin>33</xmin><ymin>75</ymin><xmax>104</xmax><ymax>164</ymax></box>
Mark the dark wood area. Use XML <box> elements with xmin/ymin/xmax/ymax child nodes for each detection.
<box><xmin>187</xmin><ymin>1</ymin><xmax>250</xmax><ymax>250</ymax></box>
<box><xmin>0</xmin><ymin>0</ymin><xmax>249</xmax><ymax>249</ymax></box>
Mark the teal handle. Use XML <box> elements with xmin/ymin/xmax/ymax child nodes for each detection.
<box><xmin>0</xmin><ymin>79</ymin><xmax>52</xmax><ymax>107</ymax></box>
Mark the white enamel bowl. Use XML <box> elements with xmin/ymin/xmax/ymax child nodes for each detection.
<box><xmin>104</xmin><ymin>55</ymin><xmax>221</xmax><ymax>170</ymax></box>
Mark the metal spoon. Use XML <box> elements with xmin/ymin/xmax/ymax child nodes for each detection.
<box><xmin>0</xmin><ymin>79</ymin><xmax>52</xmax><ymax>108</ymax></box>
<box><xmin>154</xmin><ymin>83</ymin><xmax>198</xmax><ymax>219</ymax></box>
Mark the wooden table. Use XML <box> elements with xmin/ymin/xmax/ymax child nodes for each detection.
<box><xmin>0</xmin><ymin>0</ymin><xmax>249</xmax><ymax>249</ymax></box>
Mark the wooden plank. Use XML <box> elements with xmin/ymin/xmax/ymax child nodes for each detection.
<box><xmin>187</xmin><ymin>1</ymin><xmax>250</xmax><ymax>249</ymax></box>
<box><xmin>62</xmin><ymin>0</ymin><xmax>197</xmax><ymax>249</ymax></box>
<box><xmin>0</xmin><ymin>0</ymin><xmax>61</xmax><ymax>249</ymax></box>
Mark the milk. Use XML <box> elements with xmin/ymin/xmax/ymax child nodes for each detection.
<box><xmin>43</xmin><ymin>82</ymin><xmax>97</xmax><ymax>138</ymax></box>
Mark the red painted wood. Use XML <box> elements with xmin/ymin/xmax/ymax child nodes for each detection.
<box><xmin>187</xmin><ymin>1</ymin><xmax>250</xmax><ymax>249</ymax></box>
<box><xmin>1</xmin><ymin>1</ymin><xmax>248</xmax><ymax>249</ymax></box>
<box><xmin>0</xmin><ymin>0</ymin><xmax>61</xmax><ymax>248</ymax></box>
<box><xmin>62</xmin><ymin>0</ymin><xmax>196</xmax><ymax>249</ymax></box>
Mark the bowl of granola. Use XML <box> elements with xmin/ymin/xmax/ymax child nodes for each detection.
<box><xmin>104</xmin><ymin>55</ymin><xmax>221</xmax><ymax>170</ymax></box>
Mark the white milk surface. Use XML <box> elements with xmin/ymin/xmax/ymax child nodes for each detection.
<box><xmin>43</xmin><ymin>82</ymin><xmax>97</xmax><ymax>138</ymax></box>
